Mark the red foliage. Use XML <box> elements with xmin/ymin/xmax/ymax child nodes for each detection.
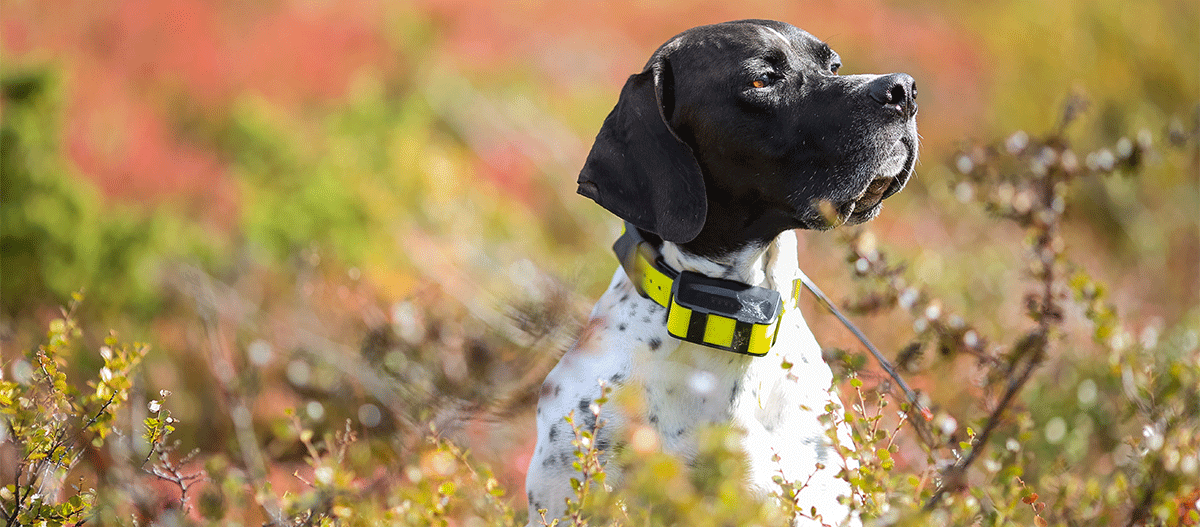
<box><xmin>2</xmin><ymin>0</ymin><xmax>986</xmax><ymax>223</ymax></box>
<box><xmin>2</xmin><ymin>0</ymin><xmax>391</xmax><ymax>223</ymax></box>
<box><xmin>418</xmin><ymin>0</ymin><xmax>986</xmax><ymax>143</ymax></box>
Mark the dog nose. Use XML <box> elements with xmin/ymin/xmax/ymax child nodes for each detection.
<box><xmin>868</xmin><ymin>73</ymin><xmax>917</xmax><ymax>119</ymax></box>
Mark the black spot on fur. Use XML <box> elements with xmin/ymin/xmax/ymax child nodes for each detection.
<box><xmin>612</xmin><ymin>440</ymin><xmax>628</xmax><ymax>456</ymax></box>
<box><xmin>548</xmin><ymin>423</ymin><xmax>560</xmax><ymax>442</ymax></box>
<box><xmin>648</xmin><ymin>338</ymin><xmax>662</xmax><ymax>350</ymax></box>
<box><xmin>620</xmin><ymin>293</ymin><xmax>630</xmax><ymax>302</ymax></box>
<box><xmin>642</xmin><ymin>315</ymin><xmax>652</xmax><ymax>323</ymax></box>
<box><xmin>809</xmin><ymin>435</ymin><xmax>830</xmax><ymax>463</ymax></box>
<box><xmin>542</xmin><ymin>455</ymin><xmax>558</xmax><ymax>467</ymax></box>
<box><xmin>596</xmin><ymin>436</ymin><xmax>610</xmax><ymax>452</ymax></box>
<box><xmin>675</xmin><ymin>428</ymin><xmax>685</xmax><ymax>438</ymax></box>
<box><xmin>610</xmin><ymin>373</ymin><xmax>626</xmax><ymax>384</ymax></box>
<box><xmin>649</xmin><ymin>414</ymin><xmax>659</xmax><ymax>424</ymax></box>
<box><xmin>578</xmin><ymin>399</ymin><xmax>597</xmax><ymax>430</ymax></box>
<box><xmin>618</xmin><ymin>323</ymin><xmax>627</xmax><ymax>331</ymax></box>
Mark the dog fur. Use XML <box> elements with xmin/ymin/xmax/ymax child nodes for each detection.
<box><xmin>525</xmin><ymin>19</ymin><xmax>918</xmax><ymax>526</ymax></box>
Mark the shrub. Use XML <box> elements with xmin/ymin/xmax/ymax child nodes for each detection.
<box><xmin>1</xmin><ymin>297</ymin><xmax>147</xmax><ymax>525</ymax></box>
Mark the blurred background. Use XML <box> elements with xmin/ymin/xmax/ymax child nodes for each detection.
<box><xmin>2</xmin><ymin>0</ymin><xmax>1197</xmax><ymax>522</ymax></box>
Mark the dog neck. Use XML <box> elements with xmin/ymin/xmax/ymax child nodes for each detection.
<box><xmin>675</xmin><ymin>190</ymin><xmax>805</xmax><ymax>259</ymax></box>
<box><xmin>658</xmin><ymin>229</ymin><xmax>797</xmax><ymax>291</ymax></box>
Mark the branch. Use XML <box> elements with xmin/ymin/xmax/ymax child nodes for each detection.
<box><xmin>924</xmin><ymin>330</ymin><xmax>1046</xmax><ymax>510</ymax></box>
<box><xmin>926</xmin><ymin>112</ymin><xmax>1068</xmax><ymax>509</ymax></box>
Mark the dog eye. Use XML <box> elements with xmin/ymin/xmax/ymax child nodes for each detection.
<box><xmin>751</xmin><ymin>74</ymin><xmax>774</xmax><ymax>89</ymax></box>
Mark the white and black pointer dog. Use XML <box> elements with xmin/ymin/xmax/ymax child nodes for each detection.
<box><xmin>525</xmin><ymin>19</ymin><xmax>917</xmax><ymax>526</ymax></box>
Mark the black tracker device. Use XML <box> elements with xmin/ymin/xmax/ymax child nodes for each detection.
<box><xmin>671</xmin><ymin>271</ymin><xmax>782</xmax><ymax>325</ymax></box>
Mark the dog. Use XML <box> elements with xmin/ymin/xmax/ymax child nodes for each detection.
<box><xmin>525</xmin><ymin>19</ymin><xmax>917</xmax><ymax>526</ymax></box>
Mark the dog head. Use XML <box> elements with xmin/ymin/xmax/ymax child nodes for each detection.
<box><xmin>577</xmin><ymin>19</ymin><xmax>918</xmax><ymax>256</ymax></box>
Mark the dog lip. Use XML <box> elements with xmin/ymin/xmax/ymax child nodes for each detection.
<box><xmin>886</xmin><ymin>136</ymin><xmax>917</xmax><ymax>198</ymax></box>
<box><xmin>837</xmin><ymin>136</ymin><xmax>915</xmax><ymax>223</ymax></box>
<box><xmin>847</xmin><ymin>174</ymin><xmax>895</xmax><ymax>213</ymax></box>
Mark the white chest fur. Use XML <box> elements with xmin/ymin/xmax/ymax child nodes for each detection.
<box><xmin>526</xmin><ymin>231</ymin><xmax>857</xmax><ymax>526</ymax></box>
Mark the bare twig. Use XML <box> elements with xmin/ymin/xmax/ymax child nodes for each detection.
<box><xmin>142</xmin><ymin>443</ymin><xmax>206</xmax><ymax>513</ymax></box>
<box><xmin>923</xmin><ymin>331</ymin><xmax>1046</xmax><ymax>509</ymax></box>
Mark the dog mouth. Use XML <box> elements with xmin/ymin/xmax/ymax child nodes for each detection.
<box><xmin>840</xmin><ymin>139</ymin><xmax>915</xmax><ymax>223</ymax></box>
<box><xmin>794</xmin><ymin>135</ymin><xmax>917</xmax><ymax>230</ymax></box>
<box><xmin>852</xmin><ymin>176</ymin><xmax>895</xmax><ymax>211</ymax></box>
<box><xmin>834</xmin><ymin>176</ymin><xmax>895</xmax><ymax>225</ymax></box>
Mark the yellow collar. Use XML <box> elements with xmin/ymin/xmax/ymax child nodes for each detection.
<box><xmin>613</xmin><ymin>224</ymin><xmax>785</xmax><ymax>357</ymax></box>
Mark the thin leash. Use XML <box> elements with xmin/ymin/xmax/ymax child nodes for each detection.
<box><xmin>796</xmin><ymin>269</ymin><xmax>933</xmax><ymax>424</ymax></box>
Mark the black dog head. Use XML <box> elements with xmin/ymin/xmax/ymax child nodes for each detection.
<box><xmin>577</xmin><ymin>19</ymin><xmax>918</xmax><ymax>257</ymax></box>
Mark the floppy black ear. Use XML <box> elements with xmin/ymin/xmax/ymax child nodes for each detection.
<box><xmin>576</xmin><ymin>58</ymin><xmax>706</xmax><ymax>243</ymax></box>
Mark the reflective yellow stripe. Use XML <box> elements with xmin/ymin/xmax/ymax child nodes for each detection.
<box><xmin>666</xmin><ymin>302</ymin><xmax>692</xmax><ymax>339</ymax></box>
<box><xmin>703</xmin><ymin>315</ymin><xmax>736</xmax><ymax>348</ymax></box>
<box><xmin>745</xmin><ymin>319</ymin><xmax>775</xmax><ymax>357</ymax></box>
<box><xmin>639</xmin><ymin>255</ymin><xmax>674</xmax><ymax>307</ymax></box>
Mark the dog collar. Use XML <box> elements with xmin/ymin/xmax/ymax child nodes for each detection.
<box><xmin>613</xmin><ymin>223</ymin><xmax>783</xmax><ymax>357</ymax></box>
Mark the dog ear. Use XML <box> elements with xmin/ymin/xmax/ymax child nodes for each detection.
<box><xmin>576</xmin><ymin>57</ymin><xmax>706</xmax><ymax>244</ymax></box>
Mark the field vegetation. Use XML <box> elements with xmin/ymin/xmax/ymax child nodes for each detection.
<box><xmin>2</xmin><ymin>1</ymin><xmax>1197</xmax><ymax>525</ymax></box>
